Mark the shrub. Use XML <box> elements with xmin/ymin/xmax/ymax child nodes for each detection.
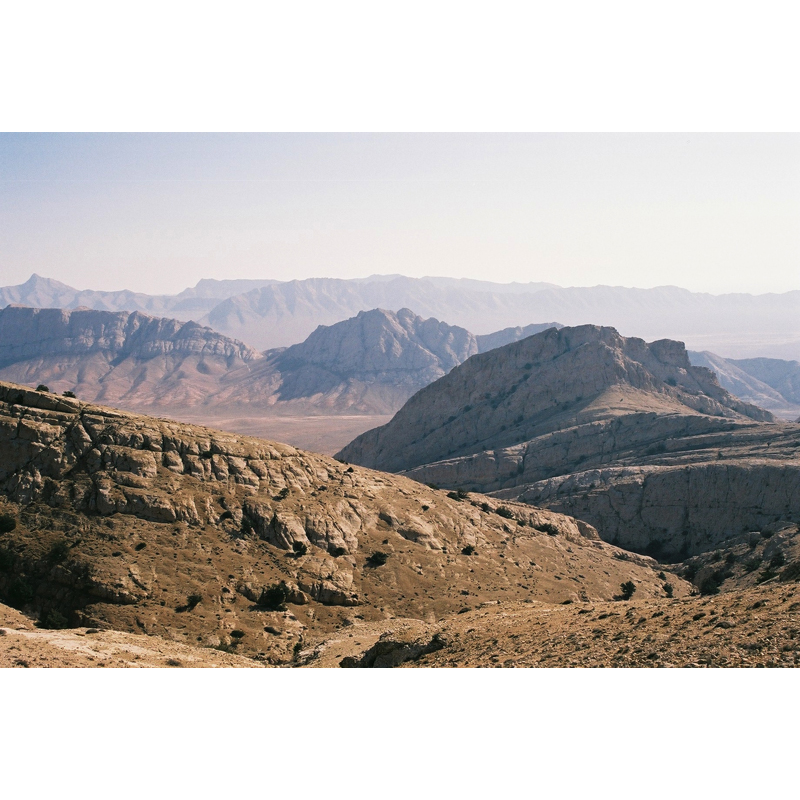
<box><xmin>744</xmin><ymin>557</ymin><xmax>762</xmax><ymax>574</ymax></box>
<box><xmin>47</xmin><ymin>539</ymin><xmax>70</xmax><ymax>563</ymax></box>
<box><xmin>480</xmin><ymin>502</ymin><xmax>491</xmax><ymax>513</ymax></box>
<box><xmin>62</xmin><ymin>391</ymin><xmax>76</xmax><ymax>398</ymax></box>
<box><xmin>330</xmin><ymin>546</ymin><xmax>347</xmax><ymax>557</ymax></box>
<box><xmin>663</xmin><ymin>582</ymin><xmax>674</xmax><ymax>598</ymax></box>
<box><xmin>461</xmin><ymin>545</ymin><xmax>476</xmax><ymax>556</ymax></box>
<box><xmin>619</xmin><ymin>581</ymin><xmax>636</xmax><ymax>600</ymax></box>
<box><xmin>230</xmin><ymin>630</ymin><xmax>245</xmax><ymax>639</ymax></box>
<box><xmin>186</xmin><ymin>593</ymin><xmax>202</xmax><ymax>610</ymax></box>
<box><xmin>292</xmin><ymin>541</ymin><xmax>308</xmax><ymax>557</ymax></box>
<box><xmin>35</xmin><ymin>384</ymin><xmax>50</xmax><ymax>392</ymax></box>
<box><xmin>725</xmin><ymin>551</ymin><xmax>738</xmax><ymax>565</ymax></box>
<box><xmin>780</xmin><ymin>561</ymin><xmax>800</xmax><ymax>582</ymax></box>
<box><xmin>496</xmin><ymin>507</ymin><xmax>514</xmax><ymax>519</ymax></box>
<box><xmin>535</xmin><ymin>522</ymin><xmax>560</xmax><ymax>536</ymax></box>
<box><xmin>367</xmin><ymin>551</ymin><xmax>389</xmax><ymax>567</ymax></box>
<box><xmin>665</xmin><ymin>377</ymin><xmax>677</xmax><ymax>387</ymax></box>
<box><xmin>275</xmin><ymin>487</ymin><xmax>290</xmax><ymax>500</ymax></box>
<box><xmin>38</xmin><ymin>609</ymin><xmax>69</xmax><ymax>629</ymax></box>
<box><xmin>770</xmin><ymin>552</ymin><xmax>786</xmax><ymax>569</ymax></box>
<box><xmin>7</xmin><ymin>577</ymin><xmax>34</xmax><ymax>607</ymax></box>
<box><xmin>447</xmin><ymin>491</ymin><xmax>461</xmax><ymax>501</ymax></box>
<box><xmin>241</xmin><ymin>517</ymin><xmax>254</xmax><ymax>535</ymax></box>
<box><xmin>0</xmin><ymin>513</ymin><xmax>17</xmax><ymax>533</ymax></box>
<box><xmin>258</xmin><ymin>582</ymin><xmax>290</xmax><ymax>611</ymax></box>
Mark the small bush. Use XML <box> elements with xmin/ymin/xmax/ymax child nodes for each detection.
<box><xmin>186</xmin><ymin>593</ymin><xmax>202</xmax><ymax>610</ymax></box>
<box><xmin>744</xmin><ymin>557</ymin><xmax>762</xmax><ymax>574</ymax></box>
<box><xmin>62</xmin><ymin>391</ymin><xmax>76</xmax><ymax>398</ymax></box>
<box><xmin>496</xmin><ymin>507</ymin><xmax>514</xmax><ymax>519</ymax></box>
<box><xmin>663</xmin><ymin>582</ymin><xmax>674</xmax><ymax>598</ymax></box>
<box><xmin>35</xmin><ymin>384</ymin><xmax>50</xmax><ymax>392</ymax></box>
<box><xmin>619</xmin><ymin>581</ymin><xmax>636</xmax><ymax>601</ymax></box>
<box><xmin>292</xmin><ymin>541</ymin><xmax>308</xmax><ymax>557</ymax></box>
<box><xmin>447</xmin><ymin>491</ymin><xmax>462</xmax><ymax>502</ymax></box>
<box><xmin>535</xmin><ymin>522</ymin><xmax>560</xmax><ymax>536</ymax></box>
<box><xmin>7</xmin><ymin>577</ymin><xmax>34</xmax><ymax>607</ymax></box>
<box><xmin>230</xmin><ymin>630</ymin><xmax>245</xmax><ymax>639</ymax></box>
<box><xmin>275</xmin><ymin>487</ymin><xmax>290</xmax><ymax>501</ymax></box>
<box><xmin>38</xmin><ymin>609</ymin><xmax>69</xmax><ymax>629</ymax></box>
<box><xmin>47</xmin><ymin>539</ymin><xmax>70</xmax><ymax>563</ymax></box>
<box><xmin>241</xmin><ymin>517</ymin><xmax>254</xmax><ymax>535</ymax></box>
<box><xmin>770</xmin><ymin>552</ymin><xmax>786</xmax><ymax>569</ymax></box>
<box><xmin>724</xmin><ymin>551</ymin><xmax>738</xmax><ymax>565</ymax></box>
<box><xmin>330</xmin><ymin>546</ymin><xmax>347</xmax><ymax>557</ymax></box>
<box><xmin>780</xmin><ymin>561</ymin><xmax>800</xmax><ymax>582</ymax></box>
<box><xmin>367</xmin><ymin>551</ymin><xmax>389</xmax><ymax>567</ymax></box>
<box><xmin>0</xmin><ymin>513</ymin><xmax>17</xmax><ymax>533</ymax></box>
<box><xmin>461</xmin><ymin>545</ymin><xmax>476</xmax><ymax>556</ymax></box>
<box><xmin>425</xmin><ymin>483</ymin><xmax>439</xmax><ymax>490</ymax></box>
<box><xmin>258</xmin><ymin>582</ymin><xmax>290</xmax><ymax>611</ymax></box>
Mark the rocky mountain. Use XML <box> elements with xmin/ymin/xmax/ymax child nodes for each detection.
<box><xmin>215</xmin><ymin>308</ymin><xmax>478</xmax><ymax>415</ymax></box>
<box><xmin>199</xmin><ymin>277</ymin><xmax>800</xmax><ymax>356</ymax></box>
<box><xmin>0</xmin><ymin>305</ymin><xmax>480</xmax><ymax>419</ymax></box>
<box><xmin>0</xmin><ymin>273</ymin><xmax>279</xmax><ymax>323</ymax></box>
<box><xmin>0</xmin><ymin>306</ymin><xmax>261</xmax><ymax>409</ymax></box>
<box><xmin>6</xmin><ymin>273</ymin><xmax>800</xmax><ymax>358</ymax></box>
<box><xmin>339</xmin><ymin>325</ymin><xmax>800</xmax><ymax>558</ymax></box>
<box><xmin>0</xmin><ymin>381</ymin><xmax>681</xmax><ymax>664</ymax></box>
<box><xmin>688</xmin><ymin>351</ymin><xmax>800</xmax><ymax>420</ymax></box>
<box><xmin>476</xmin><ymin>322</ymin><xmax>563</xmax><ymax>352</ymax></box>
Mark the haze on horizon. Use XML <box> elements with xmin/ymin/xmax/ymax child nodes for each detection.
<box><xmin>1</xmin><ymin>133</ymin><xmax>798</xmax><ymax>296</ymax></box>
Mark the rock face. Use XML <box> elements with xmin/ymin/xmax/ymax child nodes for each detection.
<box><xmin>476</xmin><ymin>322</ymin><xmax>563</xmax><ymax>353</ymax></box>
<box><xmin>0</xmin><ymin>380</ymin><xmax>681</xmax><ymax>662</ymax></box>
<box><xmin>339</xmin><ymin>325</ymin><xmax>800</xmax><ymax>557</ymax></box>
<box><xmin>0</xmin><ymin>306</ymin><xmax>261</xmax><ymax>408</ymax></box>
<box><xmin>339</xmin><ymin>324</ymin><xmax>775</xmax><ymax>475</ymax></box>
<box><xmin>689</xmin><ymin>351</ymin><xmax>800</xmax><ymax>420</ymax></box>
<box><xmin>219</xmin><ymin>308</ymin><xmax>478</xmax><ymax>415</ymax></box>
<box><xmin>0</xmin><ymin>306</ymin><xmax>478</xmax><ymax>416</ymax></box>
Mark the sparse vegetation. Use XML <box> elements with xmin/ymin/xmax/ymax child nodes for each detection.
<box><xmin>47</xmin><ymin>539</ymin><xmax>70</xmax><ymax>563</ymax></box>
<box><xmin>62</xmin><ymin>390</ymin><xmax>76</xmax><ymax>398</ymax></box>
<box><xmin>275</xmin><ymin>487</ymin><xmax>290</xmax><ymax>500</ymax></box>
<box><xmin>496</xmin><ymin>506</ymin><xmax>514</xmax><ymax>519</ymax></box>
<box><xmin>38</xmin><ymin>609</ymin><xmax>69</xmax><ymax>629</ymax></box>
<box><xmin>619</xmin><ymin>581</ymin><xmax>636</xmax><ymax>601</ymax></box>
<box><xmin>744</xmin><ymin>557</ymin><xmax>763</xmax><ymax>574</ymax></box>
<box><xmin>0</xmin><ymin>513</ymin><xmax>17</xmax><ymax>533</ymax></box>
<box><xmin>367</xmin><ymin>551</ymin><xmax>389</xmax><ymax>567</ymax></box>
<box><xmin>663</xmin><ymin>583</ymin><xmax>674</xmax><ymax>598</ymax></box>
<box><xmin>534</xmin><ymin>522</ymin><xmax>560</xmax><ymax>536</ymax></box>
<box><xmin>292</xmin><ymin>541</ymin><xmax>308</xmax><ymax>557</ymax></box>
<box><xmin>461</xmin><ymin>545</ymin><xmax>476</xmax><ymax>556</ymax></box>
<box><xmin>35</xmin><ymin>384</ymin><xmax>50</xmax><ymax>392</ymax></box>
<box><xmin>258</xmin><ymin>582</ymin><xmax>290</xmax><ymax>611</ymax></box>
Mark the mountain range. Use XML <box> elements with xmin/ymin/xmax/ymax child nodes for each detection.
<box><xmin>3</xmin><ymin>273</ymin><xmax>800</xmax><ymax>358</ymax></box>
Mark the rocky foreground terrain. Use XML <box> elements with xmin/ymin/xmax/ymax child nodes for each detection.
<box><xmin>340</xmin><ymin>325</ymin><xmax>800</xmax><ymax>558</ymax></box>
<box><xmin>0</xmin><ymin>380</ymin><xmax>684</xmax><ymax>666</ymax></box>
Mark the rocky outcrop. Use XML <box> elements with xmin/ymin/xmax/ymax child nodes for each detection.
<box><xmin>338</xmin><ymin>325</ymin><xmax>800</xmax><ymax>558</ymax></box>
<box><xmin>339</xmin><ymin>325</ymin><xmax>775</xmax><ymax>475</ymax></box>
<box><xmin>0</xmin><ymin>379</ymin><xmax>685</xmax><ymax>662</ymax></box>
<box><xmin>689</xmin><ymin>351</ymin><xmax>800</xmax><ymax>420</ymax></box>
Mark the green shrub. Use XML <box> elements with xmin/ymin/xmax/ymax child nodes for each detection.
<box><xmin>35</xmin><ymin>384</ymin><xmax>50</xmax><ymax>392</ymax></box>
<box><xmin>275</xmin><ymin>487</ymin><xmax>290</xmax><ymax>500</ymax></box>
<box><xmin>780</xmin><ymin>561</ymin><xmax>800</xmax><ymax>582</ymax></box>
<box><xmin>292</xmin><ymin>541</ymin><xmax>308</xmax><ymax>557</ymax></box>
<box><xmin>258</xmin><ymin>582</ymin><xmax>290</xmax><ymax>611</ymax></box>
<box><xmin>663</xmin><ymin>582</ymin><xmax>674</xmax><ymax>598</ymax></box>
<box><xmin>62</xmin><ymin>391</ymin><xmax>76</xmax><ymax>398</ymax></box>
<box><xmin>461</xmin><ymin>545</ymin><xmax>476</xmax><ymax>556</ymax></box>
<box><xmin>744</xmin><ymin>557</ymin><xmax>762</xmax><ymax>574</ymax></box>
<box><xmin>619</xmin><ymin>581</ymin><xmax>636</xmax><ymax>601</ymax></box>
<box><xmin>47</xmin><ymin>539</ymin><xmax>70</xmax><ymax>563</ymax></box>
<box><xmin>367</xmin><ymin>551</ymin><xmax>389</xmax><ymax>567</ymax></box>
<box><xmin>7</xmin><ymin>577</ymin><xmax>34</xmax><ymax>607</ymax></box>
<box><xmin>770</xmin><ymin>552</ymin><xmax>786</xmax><ymax>569</ymax></box>
<box><xmin>38</xmin><ymin>609</ymin><xmax>69</xmax><ymax>629</ymax></box>
<box><xmin>496</xmin><ymin>507</ymin><xmax>514</xmax><ymax>519</ymax></box>
<box><xmin>535</xmin><ymin>522</ymin><xmax>560</xmax><ymax>536</ymax></box>
<box><xmin>0</xmin><ymin>513</ymin><xmax>16</xmax><ymax>533</ymax></box>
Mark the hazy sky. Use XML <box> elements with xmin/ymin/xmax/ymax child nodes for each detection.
<box><xmin>1</xmin><ymin>133</ymin><xmax>798</xmax><ymax>295</ymax></box>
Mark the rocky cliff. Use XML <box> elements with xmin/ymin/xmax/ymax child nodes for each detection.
<box><xmin>338</xmin><ymin>325</ymin><xmax>800</xmax><ymax>557</ymax></box>
<box><xmin>0</xmin><ymin>381</ymin><xmax>679</xmax><ymax>663</ymax></box>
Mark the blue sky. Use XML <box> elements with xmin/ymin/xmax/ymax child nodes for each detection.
<box><xmin>1</xmin><ymin>133</ymin><xmax>798</xmax><ymax>295</ymax></box>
